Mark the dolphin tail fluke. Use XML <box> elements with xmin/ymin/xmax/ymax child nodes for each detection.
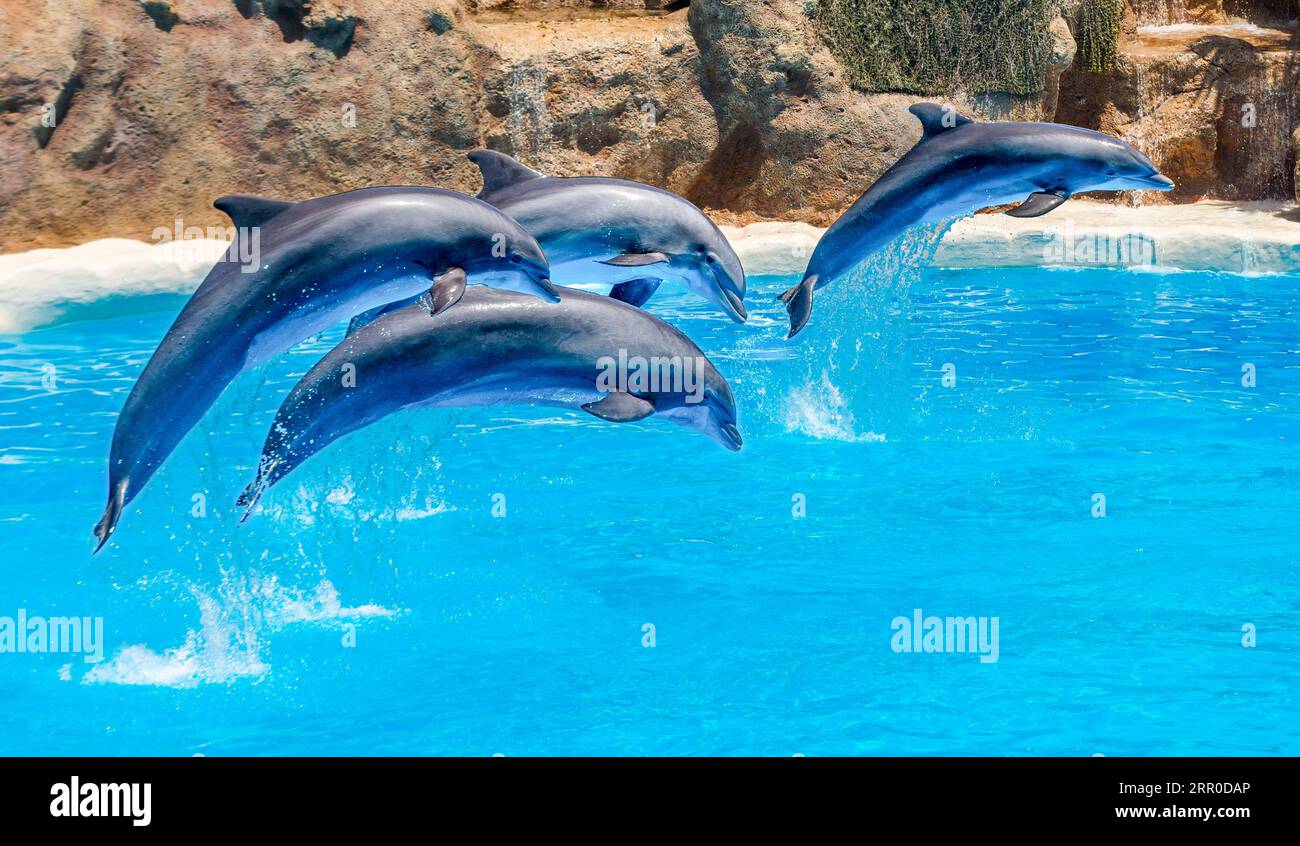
<box><xmin>235</xmin><ymin>481</ymin><xmax>256</xmax><ymax>509</ymax></box>
<box><xmin>779</xmin><ymin>274</ymin><xmax>817</xmax><ymax>340</ymax></box>
<box><xmin>92</xmin><ymin>478</ymin><xmax>129</xmax><ymax>555</ymax></box>
<box><xmin>237</xmin><ymin>487</ymin><xmax>261</xmax><ymax>524</ymax></box>
<box><xmin>236</xmin><ymin>478</ymin><xmax>265</xmax><ymax>524</ymax></box>
<box><xmin>236</xmin><ymin>457</ymin><xmax>279</xmax><ymax>523</ymax></box>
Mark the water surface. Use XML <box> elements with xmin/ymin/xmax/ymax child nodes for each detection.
<box><xmin>1</xmin><ymin>260</ymin><xmax>1296</xmax><ymax>755</ymax></box>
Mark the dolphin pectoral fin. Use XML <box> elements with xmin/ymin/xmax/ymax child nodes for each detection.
<box><xmin>1006</xmin><ymin>191</ymin><xmax>1070</xmax><ymax>218</ymax></box>
<box><xmin>468</xmin><ymin>149</ymin><xmax>546</xmax><ymax>199</ymax></box>
<box><xmin>599</xmin><ymin>251</ymin><xmax>670</xmax><ymax>267</ymax></box>
<box><xmin>581</xmin><ymin>392</ymin><xmax>656</xmax><ymax>423</ymax></box>
<box><xmin>418</xmin><ymin>268</ymin><xmax>468</xmax><ymax>316</ymax></box>
<box><xmin>779</xmin><ymin>274</ymin><xmax>817</xmax><ymax>340</ymax></box>
<box><xmin>92</xmin><ymin>478</ymin><xmax>130</xmax><ymax>554</ymax></box>
<box><xmin>608</xmin><ymin>278</ymin><xmax>662</xmax><ymax>308</ymax></box>
<box><xmin>213</xmin><ymin>195</ymin><xmax>295</xmax><ymax>229</ymax></box>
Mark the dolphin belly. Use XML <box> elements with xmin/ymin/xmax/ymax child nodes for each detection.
<box><xmin>423</xmin><ymin>381</ymin><xmax>605</xmax><ymax>411</ymax></box>
<box><xmin>243</xmin><ymin>271</ymin><xmax>433</xmax><ymax>368</ymax></box>
<box><xmin>546</xmin><ymin>256</ymin><xmax>666</xmax><ymax>288</ymax></box>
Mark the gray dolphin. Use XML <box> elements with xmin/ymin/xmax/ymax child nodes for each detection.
<box><xmin>94</xmin><ymin>186</ymin><xmax>557</xmax><ymax>551</ymax></box>
<box><xmin>236</xmin><ymin>287</ymin><xmax>742</xmax><ymax>515</ymax></box>
<box><xmin>780</xmin><ymin>103</ymin><xmax>1176</xmax><ymax>338</ymax></box>
<box><xmin>469</xmin><ymin>149</ymin><xmax>748</xmax><ymax>322</ymax></box>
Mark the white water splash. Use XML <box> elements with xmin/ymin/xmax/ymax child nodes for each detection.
<box><xmin>783</xmin><ymin>370</ymin><xmax>886</xmax><ymax>443</ymax></box>
<box><xmin>776</xmin><ymin>219</ymin><xmax>958</xmax><ymax>441</ymax></box>
<box><xmin>84</xmin><ymin>574</ymin><xmax>396</xmax><ymax>688</ymax></box>
<box><xmin>255</xmin><ymin>476</ymin><xmax>455</xmax><ymax>526</ymax></box>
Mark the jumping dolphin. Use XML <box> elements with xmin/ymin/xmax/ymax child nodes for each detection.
<box><xmin>780</xmin><ymin>103</ymin><xmax>1176</xmax><ymax>338</ymax></box>
<box><xmin>469</xmin><ymin>149</ymin><xmax>748</xmax><ymax>322</ymax></box>
<box><xmin>94</xmin><ymin>187</ymin><xmax>556</xmax><ymax>552</ymax></box>
<box><xmin>236</xmin><ymin>287</ymin><xmax>743</xmax><ymax>515</ymax></box>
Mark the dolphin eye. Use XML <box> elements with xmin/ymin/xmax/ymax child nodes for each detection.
<box><xmin>510</xmin><ymin>253</ymin><xmax>522</xmax><ymax>263</ymax></box>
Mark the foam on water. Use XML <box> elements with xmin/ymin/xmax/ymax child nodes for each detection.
<box><xmin>783</xmin><ymin>370</ymin><xmax>886</xmax><ymax>442</ymax></box>
<box><xmin>84</xmin><ymin>573</ymin><xmax>397</xmax><ymax>688</ymax></box>
<box><xmin>776</xmin><ymin>218</ymin><xmax>959</xmax><ymax>441</ymax></box>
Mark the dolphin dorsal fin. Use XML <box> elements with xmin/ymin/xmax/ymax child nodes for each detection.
<box><xmin>213</xmin><ymin>195</ymin><xmax>295</xmax><ymax>230</ymax></box>
<box><xmin>909</xmin><ymin>103</ymin><xmax>975</xmax><ymax>140</ymax></box>
<box><xmin>468</xmin><ymin>149</ymin><xmax>545</xmax><ymax>198</ymax></box>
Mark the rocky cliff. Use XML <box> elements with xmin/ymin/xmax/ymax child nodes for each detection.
<box><xmin>1057</xmin><ymin>0</ymin><xmax>1300</xmax><ymax>203</ymax></box>
<box><xmin>0</xmin><ymin>0</ymin><xmax>1295</xmax><ymax>251</ymax></box>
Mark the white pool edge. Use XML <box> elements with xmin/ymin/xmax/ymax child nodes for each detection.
<box><xmin>3</xmin><ymin>200</ymin><xmax>1298</xmax><ymax>333</ymax></box>
<box><xmin>722</xmin><ymin>199</ymin><xmax>1300</xmax><ymax>277</ymax></box>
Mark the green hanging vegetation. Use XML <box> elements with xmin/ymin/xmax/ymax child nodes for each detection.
<box><xmin>814</xmin><ymin>0</ymin><xmax>1057</xmax><ymax>96</ymax></box>
<box><xmin>1074</xmin><ymin>0</ymin><xmax>1123</xmax><ymax>74</ymax></box>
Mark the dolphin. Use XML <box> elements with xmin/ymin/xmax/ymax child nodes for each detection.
<box><xmin>779</xmin><ymin>103</ymin><xmax>1176</xmax><ymax>338</ymax></box>
<box><xmin>94</xmin><ymin>186</ymin><xmax>557</xmax><ymax>552</ymax></box>
<box><xmin>236</xmin><ymin>287</ymin><xmax>743</xmax><ymax>515</ymax></box>
<box><xmin>468</xmin><ymin>149</ymin><xmax>748</xmax><ymax>322</ymax></box>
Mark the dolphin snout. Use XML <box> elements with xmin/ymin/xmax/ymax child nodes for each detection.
<box><xmin>707</xmin><ymin>254</ymin><xmax>748</xmax><ymax>323</ymax></box>
<box><xmin>719</xmin><ymin>421</ymin><xmax>743</xmax><ymax>451</ymax></box>
<box><xmin>529</xmin><ymin>272</ymin><xmax>562</xmax><ymax>303</ymax></box>
<box><xmin>1145</xmin><ymin>173</ymin><xmax>1175</xmax><ymax>190</ymax></box>
<box><xmin>721</xmin><ymin>287</ymin><xmax>748</xmax><ymax>322</ymax></box>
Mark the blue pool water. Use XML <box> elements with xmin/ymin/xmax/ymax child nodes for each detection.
<box><xmin>1</xmin><ymin>254</ymin><xmax>1297</xmax><ymax>755</ymax></box>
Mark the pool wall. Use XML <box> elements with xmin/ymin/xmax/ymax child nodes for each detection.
<box><xmin>3</xmin><ymin>200</ymin><xmax>1299</xmax><ymax>334</ymax></box>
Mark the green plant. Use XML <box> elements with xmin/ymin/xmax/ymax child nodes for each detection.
<box><xmin>815</xmin><ymin>0</ymin><xmax>1057</xmax><ymax>96</ymax></box>
<box><xmin>1075</xmin><ymin>0</ymin><xmax>1122</xmax><ymax>74</ymax></box>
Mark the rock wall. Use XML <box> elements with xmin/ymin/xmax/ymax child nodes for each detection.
<box><xmin>1056</xmin><ymin>1</ymin><xmax>1300</xmax><ymax>203</ymax></box>
<box><xmin>0</xmin><ymin>0</ymin><xmax>1079</xmax><ymax>249</ymax></box>
<box><xmin>685</xmin><ymin>1</ymin><xmax>1076</xmax><ymax>224</ymax></box>
<box><xmin>1129</xmin><ymin>0</ymin><xmax>1228</xmax><ymax>24</ymax></box>
<box><xmin>0</xmin><ymin>0</ymin><xmax>719</xmax><ymax>250</ymax></box>
<box><xmin>0</xmin><ymin>0</ymin><xmax>1295</xmax><ymax>250</ymax></box>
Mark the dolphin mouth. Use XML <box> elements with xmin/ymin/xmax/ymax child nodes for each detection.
<box><xmin>527</xmin><ymin>271</ymin><xmax>561</xmax><ymax>302</ymax></box>
<box><xmin>1142</xmin><ymin>173</ymin><xmax>1175</xmax><ymax>190</ymax></box>
<box><xmin>721</xmin><ymin>288</ymin><xmax>748</xmax><ymax>323</ymax></box>
<box><xmin>719</xmin><ymin>421</ymin><xmax>743</xmax><ymax>451</ymax></box>
<box><xmin>711</xmin><ymin>267</ymin><xmax>748</xmax><ymax>323</ymax></box>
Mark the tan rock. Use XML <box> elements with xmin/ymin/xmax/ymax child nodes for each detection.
<box><xmin>1056</xmin><ymin>18</ymin><xmax>1299</xmax><ymax>203</ymax></box>
<box><xmin>1293</xmin><ymin>125</ymin><xmax>1300</xmax><ymax>204</ymax></box>
<box><xmin>686</xmin><ymin>1</ymin><xmax>1072</xmax><ymax>225</ymax></box>
<box><xmin>0</xmin><ymin>0</ymin><xmax>717</xmax><ymax>250</ymax></box>
<box><xmin>2</xmin><ymin>0</ymin><xmax>1290</xmax><ymax>251</ymax></box>
<box><xmin>1129</xmin><ymin>0</ymin><xmax>1227</xmax><ymax>26</ymax></box>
